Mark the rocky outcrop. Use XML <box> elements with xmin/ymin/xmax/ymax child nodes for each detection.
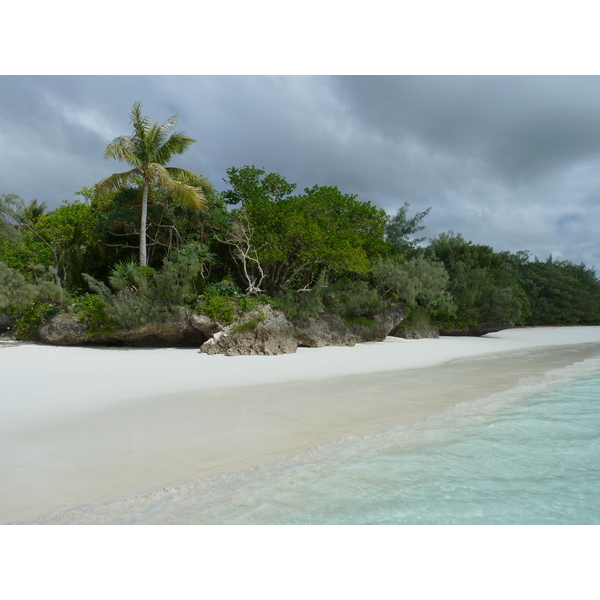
<box><xmin>390</xmin><ymin>325</ymin><xmax>440</xmax><ymax>339</ymax></box>
<box><xmin>293</xmin><ymin>303</ymin><xmax>405</xmax><ymax>348</ymax></box>
<box><xmin>440</xmin><ymin>321</ymin><xmax>514</xmax><ymax>337</ymax></box>
<box><xmin>200</xmin><ymin>305</ymin><xmax>297</xmax><ymax>356</ymax></box>
<box><xmin>38</xmin><ymin>313</ymin><xmax>212</xmax><ymax>347</ymax></box>
<box><xmin>0</xmin><ymin>313</ymin><xmax>12</xmax><ymax>331</ymax></box>
<box><xmin>36</xmin><ymin>302</ymin><xmax>406</xmax><ymax>354</ymax></box>
<box><xmin>37</xmin><ymin>313</ymin><xmax>91</xmax><ymax>345</ymax></box>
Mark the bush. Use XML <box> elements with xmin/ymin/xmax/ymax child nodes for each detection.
<box><xmin>230</xmin><ymin>316</ymin><xmax>265</xmax><ymax>334</ymax></box>
<box><xmin>82</xmin><ymin>254</ymin><xmax>205</xmax><ymax>329</ymax></box>
<box><xmin>1</xmin><ymin>261</ymin><xmax>69</xmax><ymax>339</ymax></box>
<box><xmin>276</xmin><ymin>272</ymin><xmax>327</xmax><ymax>319</ymax></box>
<box><xmin>196</xmin><ymin>294</ymin><xmax>238</xmax><ymax>324</ymax></box>
<box><xmin>323</xmin><ymin>279</ymin><xmax>388</xmax><ymax>319</ymax></box>
<box><xmin>204</xmin><ymin>281</ymin><xmax>242</xmax><ymax>297</ymax></box>
<box><xmin>13</xmin><ymin>301</ymin><xmax>61</xmax><ymax>340</ymax></box>
<box><xmin>73</xmin><ymin>293</ymin><xmax>118</xmax><ymax>339</ymax></box>
<box><xmin>372</xmin><ymin>256</ymin><xmax>451</xmax><ymax>308</ymax></box>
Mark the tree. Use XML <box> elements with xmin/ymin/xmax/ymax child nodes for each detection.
<box><xmin>427</xmin><ymin>231</ymin><xmax>530</xmax><ymax>327</ymax></box>
<box><xmin>33</xmin><ymin>202</ymin><xmax>101</xmax><ymax>289</ymax></box>
<box><xmin>93</xmin><ymin>179</ymin><xmax>226</xmax><ymax>271</ymax></box>
<box><xmin>94</xmin><ymin>101</ymin><xmax>208</xmax><ymax>266</ymax></box>
<box><xmin>385</xmin><ymin>202</ymin><xmax>431</xmax><ymax>254</ymax></box>
<box><xmin>0</xmin><ymin>194</ymin><xmax>62</xmax><ymax>286</ymax></box>
<box><xmin>372</xmin><ymin>255</ymin><xmax>452</xmax><ymax>310</ymax></box>
<box><xmin>223</xmin><ymin>165</ymin><xmax>296</xmax><ymax>205</ymax></box>
<box><xmin>223</xmin><ymin>175</ymin><xmax>388</xmax><ymax>294</ymax></box>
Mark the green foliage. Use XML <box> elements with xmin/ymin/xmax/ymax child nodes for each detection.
<box><xmin>73</xmin><ymin>293</ymin><xmax>118</xmax><ymax>339</ymax></box>
<box><xmin>372</xmin><ymin>255</ymin><xmax>452</xmax><ymax>310</ymax></box>
<box><xmin>196</xmin><ymin>295</ymin><xmax>237</xmax><ymax>324</ymax></box>
<box><xmin>1</xmin><ymin>195</ymin><xmax>102</xmax><ymax>289</ymax></box>
<box><xmin>323</xmin><ymin>279</ymin><xmax>388</xmax><ymax>320</ymax></box>
<box><xmin>340</xmin><ymin>316</ymin><xmax>377</xmax><ymax>328</ymax></box>
<box><xmin>385</xmin><ymin>202</ymin><xmax>431</xmax><ymax>254</ymax></box>
<box><xmin>204</xmin><ymin>281</ymin><xmax>242</xmax><ymax>297</ymax></box>
<box><xmin>0</xmin><ymin>261</ymin><xmax>39</xmax><ymax>313</ymax></box>
<box><xmin>226</xmin><ymin>171</ymin><xmax>389</xmax><ymax>293</ymax></box>
<box><xmin>195</xmin><ymin>283</ymin><xmax>262</xmax><ymax>325</ymax></box>
<box><xmin>230</xmin><ymin>316</ymin><xmax>266</xmax><ymax>335</ymax></box>
<box><xmin>427</xmin><ymin>232</ymin><xmax>530</xmax><ymax>328</ymax></box>
<box><xmin>278</xmin><ymin>272</ymin><xmax>388</xmax><ymax>322</ymax></box>
<box><xmin>0</xmin><ymin>261</ymin><xmax>69</xmax><ymax>340</ymax></box>
<box><xmin>34</xmin><ymin>202</ymin><xmax>101</xmax><ymax>287</ymax></box>
<box><xmin>277</xmin><ymin>271</ymin><xmax>328</xmax><ymax>319</ymax></box>
<box><xmin>512</xmin><ymin>255</ymin><xmax>600</xmax><ymax>325</ymax></box>
<box><xmin>223</xmin><ymin>165</ymin><xmax>297</xmax><ymax>205</ymax></box>
<box><xmin>83</xmin><ymin>253</ymin><xmax>203</xmax><ymax>328</ymax></box>
<box><xmin>392</xmin><ymin>305</ymin><xmax>435</xmax><ymax>335</ymax></box>
<box><xmin>237</xmin><ymin>295</ymin><xmax>259</xmax><ymax>313</ymax></box>
<box><xmin>13</xmin><ymin>301</ymin><xmax>61</xmax><ymax>340</ymax></box>
<box><xmin>94</xmin><ymin>185</ymin><xmax>227</xmax><ymax>272</ymax></box>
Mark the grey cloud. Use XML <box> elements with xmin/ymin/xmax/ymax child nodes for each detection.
<box><xmin>330</xmin><ymin>76</ymin><xmax>600</xmax><ymax>183</ymax></box>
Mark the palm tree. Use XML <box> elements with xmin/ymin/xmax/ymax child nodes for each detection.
<box><xmin>94</xmin><ymin>101</ymin><xmax>208</xmax><ymax>266</ymax></box>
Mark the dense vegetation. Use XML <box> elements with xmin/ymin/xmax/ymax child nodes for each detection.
<box><xmin>2</xmin><ymin>103</ymin><xmax>600</xmax><ymax>340</ymax></box>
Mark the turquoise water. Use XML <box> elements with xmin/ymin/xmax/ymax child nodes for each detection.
<box><xmin>29</xmin><ymin>356</ymin><xmax>600</xmax><ymax>525</ymax></box>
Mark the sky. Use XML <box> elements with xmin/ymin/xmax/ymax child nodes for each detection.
<box><xmin>2</xmin><ymin>75</ymin><xmax>600</xmax><ymax>270</ymax></box>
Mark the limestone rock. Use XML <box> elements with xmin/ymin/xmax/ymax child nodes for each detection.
<box><xmin>37</xmin><ymin>313</ymin><xmax>90</xmax><ymax>345</ymax></box>
<box><xmin>200</xmin><ymin>305</ymin><xmax>297</xmax><ymax>356</ymax></box>
<box><xmin>390</xmin><ymin>325</ymin><xmax>440</xmax><ymax>339</ymax></box>
<box><xmin>294</xmin><ymin>303</ymin><xmax>405</xmax><ymax>348</ymax></box>
<box><xmin>189</xmin><ymin>313</ymin><xmax>222</xmax><ymax>338</ymax></box>
<box><xmin>94</xmin><ymin>319</ymin><xmax>208</xmax><ymax>347</ymax></box>
<box><xmin>0</xmin><ymin>312</ymin><xmax>12</xmax><ymax>331</ymax></box>
<box><xmin>38</xmin><ymin>314</ymin><xmax>214</xmax><ymax>347</ymax></box>
<box><xmin>440</xmin><ymin>321</ymin><xmax>514</xmax><ymax>337</ymax></box>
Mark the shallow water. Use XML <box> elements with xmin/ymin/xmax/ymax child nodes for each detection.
<box><xmin>27</xmin><ymin>353</ymin><xmax>600</xmax><ymax>525</ymax></box>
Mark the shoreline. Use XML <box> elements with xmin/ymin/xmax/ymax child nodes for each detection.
<box><xmin>3</xmin><ymin>326</ymin><xmax>600</xmax><ymax>523</ymax></box>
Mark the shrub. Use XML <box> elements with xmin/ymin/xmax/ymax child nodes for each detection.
<box><xmin>323</xmin><ymin>279</ymin><xmax>388</xmax><ymax>319</ymax></box>
<box><xmin>204</xmin><ymin>281</ymin><xmax>242</xmax><ymax>297</ymax></box>
<box><xmin>230</xmin><ymin>316</ymin><xmax>265</xmax><ymax>334</ymax></box>
<box><xmin>237</xmin><ymin>296</ymin><xmax>259</xmax><ymax>313</ymax></box>
<box><xmin>277</xmin><ymin>272</ymin><xmax>327</xmax><ymax>319</ymax></box>
<box><xmin>341</xmin><ymin>315</ymin><xmax>376</xmax><ymax>328</ymax></box>
<box><xmin>13</xmin><ymin>301</ymin><xmax>61</xmax><ymax>340</ymax></box>
<box><xmin>73</xmin><ymin>293</ymin><xmax>118</xmax><ymax>339</ymax></box>
<box><xmin>196</xmin><ymin>295</ymin><xmax>237</xmax><ymax>324</ymax></box>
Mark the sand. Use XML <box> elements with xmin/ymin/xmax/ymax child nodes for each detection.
<box><xmin>2</xmin><ymin>326</ymin><xmax>600</xmax><ymax>524</ymax></box>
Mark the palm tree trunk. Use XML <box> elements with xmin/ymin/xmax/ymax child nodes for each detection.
<box><xmin>140</xmin><ymin>181</ymin><xmax>149</xmax><ymax>266</ymax></box>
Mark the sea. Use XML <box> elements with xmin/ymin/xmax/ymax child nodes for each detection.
<box><xmin>27</xmin><ymin>349</ymin><xmax>600</xmax><ymax>525</ymax></box>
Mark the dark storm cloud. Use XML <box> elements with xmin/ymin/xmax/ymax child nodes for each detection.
<box><xmin>329</xmin><ymin>76</ymin><xmax>600</xmax><ymax>183</ymax></box>
<box><xmin>1</xmin><ymin>75</ymin><xmax>599</xmax><ymax>269</ymax></box>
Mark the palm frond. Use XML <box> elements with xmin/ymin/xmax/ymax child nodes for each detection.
<box><xmin>104</xmin><ymin>142</ymin><xmax>140</xmax><ymax>167</ymax></box>
<box><xmin>157</xmin><ymin>115</ymin><xmax>178</xmax><ymax>138</ymax></box>
<box><xmin>129</xmin><ymin>101</ymin><xmax>152</xmax><ymax>148</ymax></box>
<box><xmin>94</xmin><ymin>170</ymin><xmax>142</xmax><ymax>206</ymax></box>
<box><xmin>154</xmin><ymin>132</ymin><xmax>196</xmax><ymax>164</ymax></box>
<box><xmin>150</xmin><ymin>164</ymin><xmax>206</xmax><ymax>210</ymax></box>
<box><xmin>166</xmin><ymin>168</ymin><xmax>213</xmax><ymax>190</ymax></box>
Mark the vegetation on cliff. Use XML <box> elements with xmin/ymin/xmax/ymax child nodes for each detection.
<box><xmin>2</xmin><ymin>103</ymin><xmax>600</xmax><ymax>343</ymax></box>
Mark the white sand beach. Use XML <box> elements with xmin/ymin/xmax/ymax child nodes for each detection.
<box><xmin>2</xmin><ymin>326</ymin><xmax>600</xmax><ymax>524</ymax></box>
